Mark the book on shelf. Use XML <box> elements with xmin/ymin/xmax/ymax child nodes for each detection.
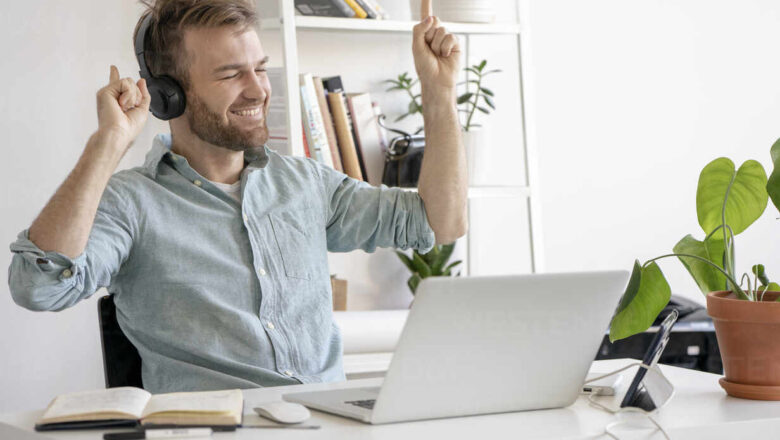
<box><xmin>300</xmin><ymin>73</ymin><xmax>335</xmax><ymax>168</ymax></box>
<box><xmin>265</xmin><ymin>67</ymin><xmax>290</xmax><ymax>153</ymax></box>
<box><xmin>343</xmin><ymin>0</ymin><xmax>368</xmax><ymax>18</ymax></box>
<box><xmin>302</xmin><ymin>120</ymin><xmax>311</xmax><ymax>158</ymax></box>
<box><xmin>366</xmin><ymin>0</ymin><xmax>389</xmax><ymax>19</ymax></box>
<box><xmin>35</xmin><ymin>387</ymin><xmax>243</xmax><ymax>431</ymax></box>
<box><xmin>346</xmin><ymin>92</ymin><xmax>385</xmax><ymax>186</ymax></box>
<box><xmin>322</xmin><ymin>76</ymin><xmax>365</xmax><ymax>181</ymax></box>
<box><xmin>294</xmin><ymin>0</ymin><xmax>355</xmax><ymax>17</ymax></box>
<box><xmin>354</xmin><ymin>0</ymin><xmax>377</xmax><ymax>19</ymax></box>
<box><xmin>313</xmin><ymin>76</ymin><xmax>344</xmax><ymax>172</ymax></box>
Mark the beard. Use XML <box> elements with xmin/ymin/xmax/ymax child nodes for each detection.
<box><xmin>185</xmin><ymin>91</ymin><xmax>269</xmax><ymax>153</ymax></box>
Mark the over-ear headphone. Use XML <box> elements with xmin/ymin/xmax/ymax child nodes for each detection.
<box><xmin>134</xmin><ymin>14</ymin><xmax>186</xmax><ymax>120</ymax></box>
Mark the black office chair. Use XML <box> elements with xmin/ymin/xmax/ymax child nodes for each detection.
<box><xmin>98</xmin><ymin>295</ymin><xmax>144</xmax><ymax>388</ymax></box>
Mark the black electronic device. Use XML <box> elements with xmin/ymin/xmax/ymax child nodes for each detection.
<box><xmin>620</xmin><ymin>309</ymin><xmax>678</xmax><ymax>411</ymax></box>
<box><xmin>134</xmin><ymin>14</ymin><xmax>186</xmax><ymax>120</ymax></box>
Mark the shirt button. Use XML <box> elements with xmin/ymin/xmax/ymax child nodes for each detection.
<box><xmin>193</xmin><ymin>179</ymin><xmax>202</xmax><ymax>187</ymax></box>
<box><xmin>62</xmin><ymin>268</ymin><xmax>73</xmax><ymax>279</ymax></box>
<box><xmin>258</xmin><ymin>268</ymin><xmax>266</xmax><ymax>276</ymax></box>
<box><xmin>267</xmin><ymin>322</ymin><xmax>275</xmax><ymax>330</ymax></box>
<box><xmin>283</xmin><ymin>370</ymin><xmax>294</xmax><ymax>377</ymax></box>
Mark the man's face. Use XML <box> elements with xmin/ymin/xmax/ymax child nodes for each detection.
<box><xmin>181</xmin><ymin>25</ymin><xmax>272</xmax><ymax>152</ymax></box>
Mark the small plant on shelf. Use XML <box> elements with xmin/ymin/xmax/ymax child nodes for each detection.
<box><xmin>383</xmin><ymin>59</ymin><xmax>501</xmax><ymax>132</ymax></box>
<box><xmin>395</xmin><ymin>243</ymin><xmax>462</xmax><ymax>294</ymax></box>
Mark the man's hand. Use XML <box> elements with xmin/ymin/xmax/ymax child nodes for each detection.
<box><xmin>412</xmin><ymin>0</ymin><xmax>461</xmax><ymax>93</ymax></box>
<box><xmin>96</xmin><ymin>65</ymin><xmax>151</xmax><ymax>151</ymax></box>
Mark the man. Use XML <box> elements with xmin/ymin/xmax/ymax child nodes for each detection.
<box><xmin>8</xmin><ymin>0</ymin><xmax>466</xmax><ymax>393</ymax></box>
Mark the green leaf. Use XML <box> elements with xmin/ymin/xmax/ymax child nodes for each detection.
<box><xmin>457</xmin><ymin>93</ymin><xmax>474</xmax><ymax>105</ymax></box>
<box><xmin>763</xmin><ymin>282</ymin><xmax>780</xmax><ymax>291</ymax></box>
<box><xmin>481</xmin><ymin>69</ymin><xmax>502</xmax><ymax>75</ymax></box>
<box><xmin>673</xmin><ymin>235</ymin><xmax>727</xmax><ymax>294</ymax></box>
<box><xmin>478</xmin><ymin>60</ymin><xmax>487</xmax><ymax>71</ymax></box>
<box><xmin>697</xmin><ymin>158</ymin><xmax>768</xmax><ymax>238</ymax></box>
<box><xmin>412</xmin><ymin>252</ymin><xmax>432</xmax><ymax>278</ymax></box>
<box><xmin>421</xmin><ymin>246</ymin><xmax>439</xmax><ymax>266</ymax></box>
<box><xmin>444</xmin><ymin>260</ymin><xmax>462</xmax><ymax>272</ymax></box>
<box><xmin>480</xmin><ymin>87</ymin><xmax>494</xmax><ymax>97</ymax></box>
<box><xmin>477</xmin><ymin>106</ymin><xmax>490</xmax><ymax>114</ymax></box>
<box><xmin>432</xmin><ymin>243</ymin><xmax>455</xmax><ymax>273</ymax></box>
<box><xmin>408</xmin><ymin>101</ymin><xmax>420</xmax><ymax>114</ymax></box>
<box><xmin>768</xmin><ymin>138</ymin><xmax>780</xmax><ymax>212</ymax></box>
<box><xmin>395</xmin><ymin>251</ymin><xmax>415</xmax><ymax>272</ymax></box>
<box><xmin>752</xmin><ymin>264</ymin><xmax>771</xmax><ymax>286</ymax></box>
<box><xmin>482</xmin><ymin>95</ymin><xmax>495</xmax><ymax>109</ymax></box>
<box><xmin>609</xmin><ymin>261</ymin><xmax>671</xmax><ymax>342</ymax></box>
<box><xmin>394</xmin><ymin>113</ymin><xmax>409</xmax><ymax>122</ymax></box>
<box><xmin>465</xmin><ymin>67</ymin><xmax>481</xmax><ymax>76</ymax></box>
<box><xmin>408</xmin><ymin>273</ymin><xmax>422</xmax><ymax>295</ymax></box>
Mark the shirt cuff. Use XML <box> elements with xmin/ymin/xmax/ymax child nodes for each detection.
<box><xmin>406</xmin><ymin>192</ymin><xmax>436</xmax><ymax>254</ymax></box>
<box><xmin>10</xmin><ymin>229</ymin><xmax>86</xmax><ymax>283</ymax></box>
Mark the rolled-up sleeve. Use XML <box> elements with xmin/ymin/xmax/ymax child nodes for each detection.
<box><xmin>314</xmin><ymin>162</ymin><xmax>435</xmax><ymax>254</ymax></box>
<box><xmin>7</xmin><ymin>178</ymin><xmax>135</xmax><ymax>311</ymax></box>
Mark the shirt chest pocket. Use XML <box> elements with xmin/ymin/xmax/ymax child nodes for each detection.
<box><xmin>269</xmin><ymin>208</ymin><xmax>317</xmax><ymax>280</ymax></box>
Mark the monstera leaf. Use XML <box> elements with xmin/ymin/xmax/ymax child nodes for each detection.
<box><xmin>674</xmin><ymin>234</ymin><xmax>727</xmax><ymax>295</ymax></box>
<box><xmin>768</xmin><ymin>138</ymin><xmax>780</xmax><ymax>212</ymax></box>
<box><xmin>609</xmin><ymin>261</ymin><xmax>671</xmax><ymax>342</ymax></box>
<box><xmin>697</xmin><ymin>158</ymin><xmax>768</xmax><ymax>239</ymax></box>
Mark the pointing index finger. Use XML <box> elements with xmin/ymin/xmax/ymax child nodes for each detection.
<box><xmin>421</xmin><ymin>0</ymin><xmax>432</xmax><ymax>20</ymax></box>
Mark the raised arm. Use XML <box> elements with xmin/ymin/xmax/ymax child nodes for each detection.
<box><xmin>413</xmin><ymin>0</ymin><xmax>468</xmax><ymax>245</ymax></box>
<box><xmin>28</xmin><ymin>66</ymin><xmax>150</xmax><ymax>258</ymax></box>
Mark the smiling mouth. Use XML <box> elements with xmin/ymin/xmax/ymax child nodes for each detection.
<box><xmin>230</xmin><ymin>107</ymin><xmax>263</xmax><ymax>117</ymax></box>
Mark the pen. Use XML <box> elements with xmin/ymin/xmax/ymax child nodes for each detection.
<box><xmin>103</xmin><ymin>428</ymin><xmax>212</xmax><ymax>440</ymax></box>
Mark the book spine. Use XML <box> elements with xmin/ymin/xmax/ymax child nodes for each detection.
<box><xmin>299</xmin><ymin>83</ymin><xmax>324</xmax><ymax>163</ymax></box>
<box><xmin>366</xmin><ymin>0</ymin><xmax>389</xmax><ymax>19</ymax></box>
<box><xmin>345</xmin><ymin>94</ymin><xmax>369</xmax><ymax>181</ymax></box>
<box><xmin>327</xmin><ymin>92</ymin><xmax>364</xmax><ymax>180</ymax></box>
<box><xmin>300</xmin><ymin>74</ymin><xmax>335</xmax><ymax>168</ymax></box>
<box><xmin>302</xmin><ymin>120</ymin><xmax>311</xmax><ymax>158</ymax></box>
<box><xmin>313</xmin><ymin>76</ymin><xmax>344</xmax><ymax>172</ymax></box>
<box><xmin>342</xmin><ymin>0</ymin><xmax>368</xmax><ymax>18</ymax></box>
<box><xmin>294</xmin><ymin>0</ymin><xmax>354</xmax><ymax>17</ymax></box>
<box><xmin>353</xmin><ymin>0</ymin><xmax>377</xmax><ymax>18</ymax></box>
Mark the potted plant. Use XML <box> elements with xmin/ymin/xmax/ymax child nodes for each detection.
<box><xmin>610</xmin><ymin>138</ymin><xmax>780</xmax><ymax>400</ymax></box>
<box><xmin>395</xmin><ymin>243</ymin><xmax>462</xmax><ymax>295</ymax></box>
<box><xmin>384</xmin><ymin>59</ymin><xmax>501</xmax><ymax>186</ymax></box>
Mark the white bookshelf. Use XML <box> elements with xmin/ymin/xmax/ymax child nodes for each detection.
<box><xmin>263</xmin><ymin>0</ymin><xmax>543</xmax><ymax>318</ymax></box>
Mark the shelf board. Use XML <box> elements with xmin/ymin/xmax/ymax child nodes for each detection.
<box><xmin>401</xmin><ymin>185</ymin><xmax>531</xmax><ymax>199</ymax></box>
<box><xmin>260</xmin><ymin>16</ymin><xmax>520</xmax><ymax>35</ymax></box>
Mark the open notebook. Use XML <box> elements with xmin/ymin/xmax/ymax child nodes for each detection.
<box><xmin>35</xmin><ymin>387</ymin><xmax>243</xmax><ymax>431</ymax></box>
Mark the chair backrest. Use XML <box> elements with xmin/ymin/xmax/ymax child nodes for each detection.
<box><xmin>98</xmin><ymin>295</ymin><xmax>143</xmax><ymax>388</ymax></box>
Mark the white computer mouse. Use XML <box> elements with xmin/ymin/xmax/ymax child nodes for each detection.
<box><xmin>253</xmin><ymin>401</ymin><xmax>311</xmax><ymax>424</ymax></box>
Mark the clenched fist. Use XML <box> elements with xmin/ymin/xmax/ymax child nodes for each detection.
<box><xmin>96</xmin><ymin>65</ymin><xmax>151</xmax><ymax>150</ymax></box>
<box><xmin>412</xmin><ymin>0</ymin><xmax>461</xmax><ymax>92</ymax></box>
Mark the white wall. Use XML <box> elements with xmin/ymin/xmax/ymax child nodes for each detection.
<box><xmin>2</xmin><ymin>0</ymin><xmax>779</xmax><ymax>414</ymax></box>
<box><xmin>521</xmin><ymin>0</ymin><xmax>780</xmax><ymax>305</ymax></box>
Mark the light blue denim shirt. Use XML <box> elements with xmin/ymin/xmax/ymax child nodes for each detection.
<box><xmin>8</xmin><ymin>133</ymin><xmax>434</xmax><ymax>393</ymax></box>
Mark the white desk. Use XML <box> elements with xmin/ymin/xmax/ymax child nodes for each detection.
<box><xmin>3</xmin><ymin>359</ymin><xmax>780</xmax><ymax>439</ymax></box>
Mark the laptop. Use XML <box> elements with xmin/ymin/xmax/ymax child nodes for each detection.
<box><xmin>284</xmin><ymin>270</ymin><xmax>630</xmax><ymax>424</ymax></box>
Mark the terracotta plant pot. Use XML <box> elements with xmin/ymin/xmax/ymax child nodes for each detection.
<box><xmin>706</xmin><ymin>290</ymin><xmax>780</xmax><ymax>400</ymax></box>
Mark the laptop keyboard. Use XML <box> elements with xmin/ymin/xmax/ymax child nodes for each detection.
<box><xmin>345</xmin><ymin>399</ymin><xmax>376</xmax><ymax>410</ymax></box>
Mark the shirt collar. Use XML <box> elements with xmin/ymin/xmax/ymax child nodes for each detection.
<box><xmin>143</xmin><ymin>133</ymin><xmax>270</xmax><ymax>178</ymax></box>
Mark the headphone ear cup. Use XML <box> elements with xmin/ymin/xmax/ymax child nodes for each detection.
<box><xmin>146</xmin><ymin>76</ymin><xmax>186</xmax><ymax>121</ymax></box>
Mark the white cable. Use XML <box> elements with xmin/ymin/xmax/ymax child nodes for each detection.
<box><xmin>584</xmin><ymin>363</ymin><xmax>672</xmax><ymax>440</ymax></box>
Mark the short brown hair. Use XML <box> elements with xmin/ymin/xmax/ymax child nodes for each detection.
<box><xmin>133</xmin><ymin>0</ymin><xmax>259</xmax><ymax>89</ymax></box>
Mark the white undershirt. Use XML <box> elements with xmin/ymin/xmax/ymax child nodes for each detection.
<box><xmin>209</xmin><ymin>180</ymin><xmax>242</xmax><ymax>202</ymax></box>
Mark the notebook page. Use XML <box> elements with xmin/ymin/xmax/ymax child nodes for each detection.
<box><xmin>142</xmin><ymin>389</ymin><xmax>243</xmax><ymax>417</ymax></box>
<box><xmin>42</xmin><ymin>387</ymin><xmax>151</xmax><ymax>421</ymax></box>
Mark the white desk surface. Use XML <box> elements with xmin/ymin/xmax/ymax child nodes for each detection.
<box><xmin>3</xmin><ymin>359</ymin><xmax>780</xmax><ymax>440</ymax></box>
